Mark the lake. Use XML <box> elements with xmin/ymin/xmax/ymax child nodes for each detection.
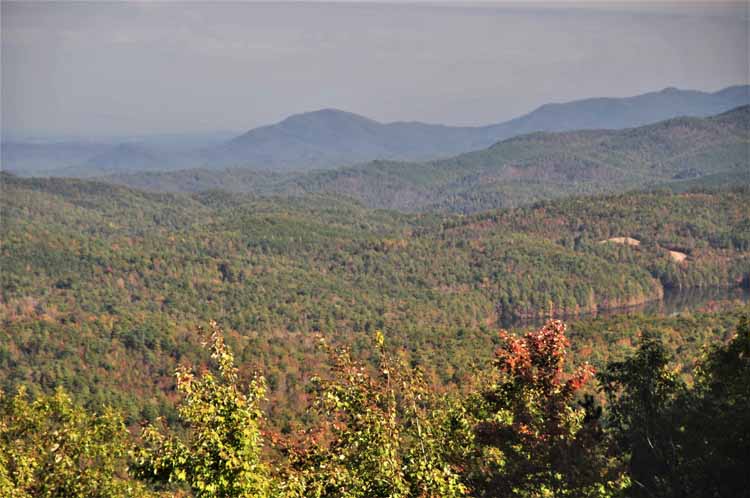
<box><xmin>502</xmin><ymin>286</ymin><xmax>750</xmax><ymax>331</ymax></box>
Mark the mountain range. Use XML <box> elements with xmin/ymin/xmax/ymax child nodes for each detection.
<box><xmin>105</xmin><ymin>105</ymin><xmax>750</xmax><ymax>213</ymax></box>
<box><xmin>3</xmin><ymin>85</ymin><xmax>748</xmax><ymax>176</ymax></box>
<box><xmin>213</xmin><ymin>85</ymin><xmax>750</xmax><ymax>172</ymax></box>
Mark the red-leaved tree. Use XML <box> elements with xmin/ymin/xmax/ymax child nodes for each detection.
<box><xmin>464</xmin><ymin>320</ymin><xmax>625</xmax><ymax>497</ymax></box>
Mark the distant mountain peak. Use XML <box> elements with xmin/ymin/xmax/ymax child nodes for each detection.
<box><xmin>106</xmin><ymin>106</ymin><xmax>750</xmax><ymax>215</ymax></box>
<box><xmin>279</xmin><ymin>108</ymin><xmax>377</xmax><ymax>126</ymax></box>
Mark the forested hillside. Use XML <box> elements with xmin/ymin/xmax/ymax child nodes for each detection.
<box><xmin>105</xmin><ymin>106</ymin><xmax>750</xmax><ymax>212</ymax></box>
<box><xmin>1</xmin><ymin>173</ymin><xmax>748</xmax><ymax>426</ymax></box>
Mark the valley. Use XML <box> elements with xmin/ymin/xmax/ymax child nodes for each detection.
<box><xmin>2</xmin><ymin>96</ymin><xmax>749</xmax><ymax>498</ymax></box>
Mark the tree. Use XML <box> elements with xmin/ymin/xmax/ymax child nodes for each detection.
<box><xmin>599</xmin><ymin>317</ymin><xmax>750</xmax><ymax>497</ymax></box>
<box><xmin>0</xmin><ymin>386</ymin><xmax>153</xmax><ymax>498</ymax></box>
<box><xmin>278</xmin><ymin>331</ymin><xmax>468</xmax><ymax>498</ymax></box>
<box><xmin>466</xmin><ymin>320</ymin><xmax>626</xmax><ymax>497</ymax></box>
<box><xmin>601</xmin><ymin>317</ymin><xmax>750</xmax><ymax>497</ymax></box>
<box><xmin>132</xmin><ymin>321</ymin><xmax>272</xmax><ymax>498</ymax></box>
<box><xmin>680</xmin><ymin>316</ymin><xmax>750</xmax><ymax>496</ymax></box>
<box><xmin>598</xmin><ymin>331</ymin><xmax>686</xmax><ymax>497</ymax></box>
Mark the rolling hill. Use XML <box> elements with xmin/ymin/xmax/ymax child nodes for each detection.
<box><xmin>2</xmin><ymin>173</ymin><xmax>749</xmax><ymax>496</ymax></box>
<box><xmin>0</xmin><ymin>141</ymin><xmax>112</xmax><ymax>176</ymax></box>
<box><xmin>0</xmin><ymin>132</ymin><xmax>235</xmax><ymax>177</ymax></box>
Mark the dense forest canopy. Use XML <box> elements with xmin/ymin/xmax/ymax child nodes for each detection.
<box><xmin>1</xmin><ymin>174</ymin><xmax>748</xmax><ymax>425</ymax></box>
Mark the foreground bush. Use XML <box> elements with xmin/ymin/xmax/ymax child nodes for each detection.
<box><xmin>132</xmin><ymin>321</ymin><xmax>272</xmax><ymax>498</ymax></box>
<box><xmin>0</xmin><ymin>387</ymin><xmax>153</xmax><ymax>498</ymax></box>
<box><xmin>278</xmin><ymin>331</ymin><xmax>467</xmax><ymax>498</ymax></box>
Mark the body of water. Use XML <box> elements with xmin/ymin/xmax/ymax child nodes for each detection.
<box><xmin>502</xmin><ymin>286</ymin><xmax>750</xmax><ymax>331</ymax></box>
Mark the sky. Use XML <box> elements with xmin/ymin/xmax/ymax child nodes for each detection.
<box><xmin>2</xmin><ymin>1</ymin><xmax>748</xmax><ymax>138</ymax></box>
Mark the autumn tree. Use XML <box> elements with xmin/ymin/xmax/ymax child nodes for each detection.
<box><xmin>465</xmin><ymin>320</ymin><xmax>626</xmax><ymax>497</ymax></box>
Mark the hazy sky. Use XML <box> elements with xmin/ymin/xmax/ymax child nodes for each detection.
<box><xmin>2</xmin><ymin>1</ymin><xmax>748</xmax><ymax>138</ymax></box>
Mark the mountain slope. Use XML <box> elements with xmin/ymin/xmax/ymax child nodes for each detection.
<box><xmin>204</xmin><ymin>108</ymin><xmax>485</xmax><ymax>170</ymax></box>
<box><xmin>308</xmin><ymin>105</ymin><xmax>750</xmax><ymax>212</ymax></box>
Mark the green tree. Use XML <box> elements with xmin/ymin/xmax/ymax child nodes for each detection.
<box><xmin>598</xmin><ymin>332</ymin><xmax>686</xmax><ymax>497</ymax></box>
<box><xmin>132</xmin><ymin>321</ymin><xmax>272</xmax><ymax>498</ymax></box>
<box><xmin>279</xmin><ymin>331</ymin><xmax>468</xmax><ymax>498</ymax></box>
<box><xmin>681</xmin><ymin>316</ymin><xmax>750</xmax><ymax>496</ymax></box>
<box><xmin>0</xmin><ymin>386</ymin><xmax>153</xmax><ymax>498</ymax></box>
<box><xmin>601</xmin><ymin>318</ymin><xmax>750</xmax><ymax>497</ymax></box>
